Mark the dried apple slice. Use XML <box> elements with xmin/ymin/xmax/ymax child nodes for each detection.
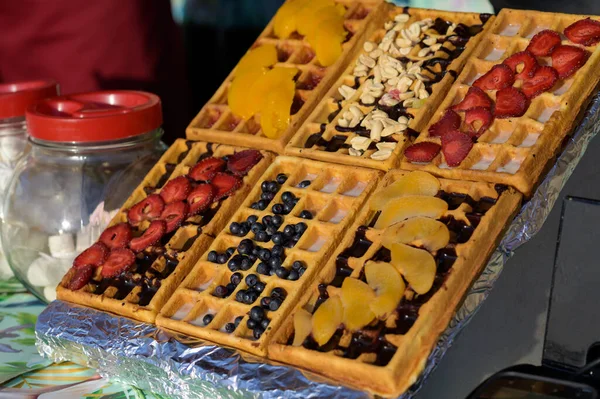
<box><xmin>292</xmin><ymin>308</ymin><xmax>313</xmax><ymax>346</ymax></box>
<box><xmin>374</xmin><ymin>196</ymin><xmax>448</xmax><ymax>229</ymax></box>
<box><xmin>370</xmin><ymin>171</ymin><xmax>441</xmax><ymax>210</ymax></box>
<box><xmin>365</xmin><ymin>261</ymin><xmax>405</xmax><ymax>318</ymax></box>
<box><xmin>390</xmin><ymin>243</ymin><xmax>436</xmax><ymax>294</ymax></box>
<box><xmin>341</xmin><ymin>277</ymin><xmax>376</xmax><ymax>331</ymax></box>
<box><xmin>381</xmin><ymin>217</ymin><xmax>450</xmax><ymax>251</ymax></box>
<box><xmin>312</xmin><ymin>295</ymin><xmax>343</xmax><ymax>346</ymax></box>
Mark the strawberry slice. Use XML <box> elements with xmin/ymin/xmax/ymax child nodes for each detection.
<box><xmin>551</xmin><ymin>45</ymin><xmax>590</xmax><ymax>79</ymax></box>
<box><xmin>564</xmin><ymin>18</ymin><xmax>600</xmax><ymax>46</ymax></box>
<box><xmin>451</xmin><ymin>87</ymin><xmax>493</xmax><ymax>112</ymax></box>
<box><xmin>160</xmin><ymin>176</ymin><xmax>191</xmax><ymax>204</ymax></box>
<box><xmin>227</xmin><ymin>149</ymin><xmax>263</xmax><ymax>176</ymax></box>
<box><xmin>473</xmin><ymin>64</ymin><xmax>515</xmax><ymax>91</ymax></box>
<box><xmin>129</xmin><ymin>220</ymin><xmax>166</xmax><ymax>253</ymax></box>
<box><xmin>429</xmin><ymin>109</ymin><xmax>461</xmax><ymax>138</ymax></box>
<box><xmin>526</xmin><ymin>30</ymin><xmax>562</xmax><ymax>57</ymax></box>
<box><xmin>521</xmin><ymin>66</ymin><xmax>559</xmax><ymax>99</ymax></box>
<box><xmin>160</xmin><ymin>201</ymin><xmax>189</xmax><ymax>233</ymax></box>
<box><xmin>503</xmin><ymin>51</ymin><xmax>539</xmax><ymax>80</ymax></box>
<box><xmin>67</xmin><ymin>264</ymin><xmax>95</xmax><ymax>290</ymax></box>
<box><xmin>211</xmin><ymin>173</ymin><xmax>242</xmax><ymax>200</ymax></box>
<box><xmin>73</xmin><ymin>242</ymin><xmax>108</xmax><ymax>269</ymax></box>
<box><xmin>189</xmin><ymin>157</ymin><xmax>226</xmax><ymax>182</ymax></box>
<box><xmin>441</xmin><ymin>130</ymin><xmax>473</xmax><ymax>167</ymax></box>
<box><xmin>494</xmin><ymin>87</ymin><xmax>529</xmax><ymax>119</ymax></box>
<box><xmin>127</xmin><ymin>194</ymin><xmax>165</xmax><ymax>226</ymax></box>
<box><xmin>465</xmin><ymin>107</ymin><xmax>494</xmax><ymax>138</ymax></box>
<box><xmin>187</xmin><ymin>183</ymin><xmax>215</xmax><ymax>215</ymax></box>
<box><xmin>99</xmin><ymin>223</ymin><xmax>132</xmax><ymax>249</ymax></box>
<box><xmin>100</xmin><ymin>248</ymin><xmax>136</xmax><ymax>278</ymax></box>
<box><xmin>404</xmin><ymin>142</ymin><xmax>441</xmax><ymax>163</ymax></box>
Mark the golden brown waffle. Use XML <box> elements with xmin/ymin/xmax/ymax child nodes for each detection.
<box><xmin>401</xmin><ymin>9</ymin><xmax>600</xmax><ymax>195</ymax></box>
<box><xmin>156</xmin><ymin>156</ymin><xmax>382</xmax><ymax>356</ymax></box>
<box><xmin>57</xmin><ymin>140</ymin><xmax>274</xmax><ymax>323</ymax></box>
<box><xmin>285</xmin><ymin>6</ymin><xmax>494</xmax><ymax>171</ymax></box>
<box><xmin>186</xmin><ymin>0</ymin><xmax>385</xmax><ymax>154</ymax></box>
<box><xmin>268</xmin><ymin>171</ymin><xmax>522</xmax><ymax>397</ymax></box>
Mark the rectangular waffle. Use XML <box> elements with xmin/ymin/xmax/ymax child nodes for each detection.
<box><xmin>400</xmin><ymin>9</ymin><xmax>600</xmax><ymax>195</ymax></box>
<box><xmin>185</xmin><ymin>0</ymin><xmax>385</xmax><ymax>154</ymax></box>
<box><xmin>156</xmin><ymin>156</ymin><xmax>382</xmax><ymax>356</ymax></box>
<box><xmin>285</xmin><ymin>5</ymin><xmax>494</xmax><ymax>171</ymax></box>
<box><xmin>268</xmin><ymin>171</ymin><xmax>522</xmax><ymax>397</ymax></box>
<box><xmin>57</xmin><ymin>140</ymin><xmax>274</xmax><ymax>323</ymax></box>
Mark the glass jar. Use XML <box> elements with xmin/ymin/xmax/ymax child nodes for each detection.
<box><xmin>1</xmin><ymin>91</ymin><xmax>168</xmax><ymax>302</ymax></box>
<box><xmin>0</xmin><ymin>80</ymin><xmax>60</xmax><ymax>282</ymax></box>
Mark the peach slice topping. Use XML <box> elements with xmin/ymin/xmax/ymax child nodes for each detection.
<box><xmin>390</xmin><ymin>243</ymin><xmax>437</xmax><ymax>295</ymax></box>
<box><xmin>374</xmin><ymin>196</ymin><xmax>448</xmax><ymax>229</ymax></box>
<box><xmin>311</xmin><ymin>295</ymin><xmax>343</xmax><ymax>346</ymax></box>
<box><xmin>381</xmin><ymin>217</ymin><xmax>450</xmax><ymax>252</ymax></box>
<box><xmin>341</xmin><ymin>277</ymin><xmax>376</xmax><ymax>331</ymax></box>
<box><xmin>365</xmin><ymin>261</ymin><xmax>405</xmax><ymax>319</ymax></box>
<box><xmin>292</xmin><ymin>308</ymin><xmax>313</xmax><ymax>346</ymax></box>
<box><xmin>370</xmin><ymin>171</ymin><xmax>441</xmax><ymax>211</ymax></box>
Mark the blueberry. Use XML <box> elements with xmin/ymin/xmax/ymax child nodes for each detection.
<box><xmin>224</xmin><ymin>322</ymin><xmax>236</xmax><ymax>333</ymax></box>
<box><xmin>293</xmin><ymin>233</ymin><xmax>304</xmax><ymax>242</ymax></box>
<box><xmin>271</xmin><ymin>215</ymin><xmax>283</xmax><ymax>227</ymax></box>
<box><xmin>258</xmin><ymin>248</ymin><xmax>271</xmax><ymax>261</ymax></box>
<box><xmin>243</xmin><ymin>291</ymin><xmax>252</xmax><ymax>304</ymax></box>
<box><xmin>203</xmin><ymin>314</ymin><xmax>214</xmax><ymax>325</ymax></box>
<box><xmin>298</xmin><ymin>180</ymin><xmax>311</xmax><ymax>188</ymax></box>
<box><xmin>272</xmin><ymin>232</ymin><xmax>284</xmax><ymax>245</ymax></box>
<box><xmin>247</xmin><ymin>215</ymin><xmax>258</xmax><ymax>224</ymax></box>
<box><xmin>261</xmin><ymin>192</ymin><xmax>275</xmax><ymax>201</ymax></box>
<box><xmin>260</xmin><ymin>297</ymin><xmax>271</xmax><ymax>308</ymax></box>
<box><xmin>261</xmin><ymin>181</ymin><xmax>270</xmax><ymax>192</ymax></box>
<box><xmin>247</xmin><ymin>318</ymin><xmax>257</xmax><ymax>329</ymax></box>
<box><xmin>226</xmin><ymin>282</ymin><xmax>237</xmax><ymax>293</ymax></box>
<box><xmin>248</xmin><ymin>290</ymin><xmax>259</xmax><ymax>303</ymax></box>
<box><xmin>227</xmin><ymin>256</ymin><xmax>241</xmax><ymax>271</ymax></box>
<box><xmin>254</xmin><ymin>281</ymin><xmax>266</xmax><ymax>293</ymax></box>
<box><xmin>283</xmin><ymin>203</ymin><xmax>294</xmax><ymax>214</ymax></box>
<box><xmin>207</xmin><ymin>251</ymin><xmax>218</xmax><ymax>262</ymax></box>
<box><xmin>271</xmin><ymin>245</ymin><xmax>284</xmax><ymax>257</ymax></box>
<box><xmin>284</xmin><ymin>240</ymin><xmax>296</xmax><ymax>248</ymax></box>
<box><xmin>230</xmin><ymin>272</ymin><xmax>243</xmax><ymax>285</ymax></box>
<box><xmin>240</xmin><ymin>238</ymin><xmax>253</xmax><ymax>247</ymax></box>
<box><xmin>248</xmin><ymin>254</ymin><xmax>257</xmax><ymax>262</ymax></box>
<box><xmin>265</xmin><ymin>226</ymin><xmax>277</xmax><ymax>235</ymax></box>
<box><xmin>239</xmin><ymin>223</ymin><xmax>250</xmax><ymax>236</ymax></box>
<box><xmin>262</xmin><ymin>215</ymin><xmax>272</xmax><ymax>226</ymax></box>
<box><xmin>295</xmin><ymin>222</ymin><xmax>308</xmax><ymax>233</ymax></box>
<box><xmin>255</xmin><ymin>230</ymin><xmax>269</xmax><ymax>242</ymax></box>
<box><xmin>276</xmin><ymin>173</ymin><xmax>288</xmax><ymax>184</ymax></box>
<box><xmin>268</xmin><ymin>257</ymin><xmax>282</xmax><ymax>268</ymax></box>
<box><xmin>256</xmin><ymin>199</ymin><xmax>268</xmax><ymax>210</ymax></box>
<box><xmin>269</xmin><ymin>268</ymin><xmax>277</xmax><ymax>276</ymax></box>
<box><xmin>253</xmin><ymin>327</ymin><xmax>265</xmax><ymax>339</ymax></box>
<box><xmin>240</xmin><ymin>257</ymin><xmax>253</xmax><ymax>271</ymax></box>
<box><xmin>213</xmin><ymin>285</ymin><xmax>228</xmax><ymax>298</ymax></box>
<box><xmin>267</xmin><ymin>181</ymin><xmax>279</xmax><ymax>193</ymax></box>
<box><xmin>287</xmin><ymin>270</ymin><xmax>300</xmax><ymax>281</ymax></box>
<box><xmin>235</xmin><ymin>290</ymin><xmax>245</xmax><ymax>302</ymax></box>
<box><xmin>230</xmin><ymin>222</ymin><xmax>241</xmax><ymax>236</ymax></box>
<box><xmin>281</xmin><ymin>191</ymin><xmax>294</xmax><ymax>204</ymax></box>
<box><xmin>217</xmin><ymin>253</ymin><xmax>228</xmax><ymax>264</ymax></box>
<box><xmin>238</xmin><ymin>241</ymin><xmax>252</xmax><ymax>255</ymax></box>
<box><xmin>299</xmin><ymin>210</ymin><xmax>313</xmax><ymax>219</ymax></box>
<box><xmin>272</xmin><ymin>203</ymin><xmax>284</xmax><ymax>214</ymax></box>
<box><xmin>275</xmin><ymin>267</ymin><xmax>290</xmax><ymax>279</ymax></box>
<box><xmin>256</xmin><ymin>262</ymin><xmax>270</xmax><ymax>275</ymax></box>
<box><xmin>298</xmin><ymin>267</ymin><xmax>306</xmax><ymax>277</ymax></box>
<box><xmin>271</xmin><ymin>287</ymin><xmax>287</xmax><ymax>299</ymax></box>
<box><xmin>226</xmin><ymin>247</ymin><xmax>236</xmax><ymax>257</ymax></box>
<box><xmin>283</xmin><ymin>225</ymin><xmax>295</xmax><ymax>236</ymax></box>
<box><xmin>260</xmin><ymin>318</ymin><xmax>270</xmax><ymax>330</ymax></box>
<box><xmin>234</xmin><ymin>315</ymin><xmax>244</xmax><ymax>326</ymax></box>
<box><xmin>250</xmin><ymin>202</ymin><xmax>261</xmax><ymax>210</ymax></box>
<box><xmin>292</xmin><ymin>260</ymin><xmax>304</xmax><ymax>270</ymax></box>
<box><xmin>269</xmin><ymin>297</ymin><xmax>283</xmax><ymax>311</ymax></box>
<box><xmin>250</xmin><ymin>306</ymin><xmax>265</xmax><ymax>321</ymax></box>
<box><xmin>245</xmin><ymin>274</ymin><xmax>258</xmax><ymax>287</ymax></box>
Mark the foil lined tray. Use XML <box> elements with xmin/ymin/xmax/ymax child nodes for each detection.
<box><xmin>35</xmin><ymin>91</ymin><xmax>600</xmax><ymax>399</ymax></box>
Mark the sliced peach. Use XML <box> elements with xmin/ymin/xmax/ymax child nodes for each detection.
<box><xmin>236</xmin><ymin>44</ymin><xmax>278</xmax><ymax>77</ymax></box>
<box><xmin>296</xmin><ymin>0</ymin><xmax>338</xmax><ymax>37</ymax></box>
<box><xmin>370</xmin><ymin>171</ymin><xmax>441</xmax><ymax>211</ymax></box>
<box><xmin>374</xmin><ymin>196</ymin><xmax>448</xmax><ymax>229</ymax></box>
<box><xmin>251</xmin><ymin>67</ymin><xmax>298</xmax><ymax>116</ymax></box>
<box><xmin>228</xmin><ymin>68</ymin><xmax>267</xmax><ymax>120</ymax></box>
<box><xmin>365</xmin><ymin>261</ymin><xmax>405</xmax><ymax>318</ymax></box>
<box><xmin>273</xmin><ymin>0</ymin><xmax>312</xmax><ymax>39</ymax></box>
<box><xmin>390</xmin><ymin>243</ymin><xmax>436</xmax><ymax>295</ymax></box>
<box><xmin>311</xmin><ymin>295</ymin><xmax>343</xmax><ymax>346</ymax></box>
<box><xmin>292</xmin><ymin>308</ymin><xmax>313</xmax><ymax>346</ymax></box>
<box><xmin>260</xmin><ymin>78</ymin><xmax>295</xmax><ymax>139</ymax></box>
<box><xmin>382</xmin><ymin>217</ymin><xmax>450</xmax><ymax>252</ymax></box>
<box><xmin>341</xmin><ymin>277</ymin><xmax>376</xmax><ymax>331</ymax></box>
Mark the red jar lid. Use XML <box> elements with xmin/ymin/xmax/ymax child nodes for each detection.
<box><xmin>26</xmin><ymin>91</ymin><xmax>163</xmax><ymax>142</ymax></box>
<box><xmin>0</xmin><ymin>80</ymin><xmax>59</xmax><ymax>119</ymax></box>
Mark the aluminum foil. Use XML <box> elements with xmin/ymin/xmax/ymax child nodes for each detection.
<box><xmin>35</xmin><ymin>92</ymin><xmax>600</xmax><ymax>399</ymax></box>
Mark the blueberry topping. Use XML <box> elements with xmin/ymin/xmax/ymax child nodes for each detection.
<box><xmin>269</xmin><ymin>297</ymin><xmax>283</xmax><ymax>311</ymax></box>
<box><xmin>256</xmin><ymin>262</ymin><xmax>270</xmax><ymax>275</ymax></box>
<box><xmin>276</xmin><ymin>173</ymin><xmax>288</xmax><ymax>184</ymax></box>
<box><xmin>298</xmin><ymin>180</ymin><xmax>311</xmax><ymax>188</ymax></box>
<box><xmin>254</xmin><ymin>281</ymin><xmax>266</xmax><ymax>293</ymax></box>
<box><xmin>275</xmin><ymin>267</ymin><xmax>290</xmax><ymax>279</ymax></box>
<box><xmin>250</xmin><ymin>223</ymin><xmax>264</xmax><ymax>234</ymax></box>
<box><xmin>265</xmin><ymin>226</ymin><xmax>277</xmax><ymax>235</ymax></box>
<box><xmin>271</xmin><ymin>245</ymin><xmax>284</xmax><ymax>257</ymax></box>
<box><xmin>256</xmin><ymin>199</ymin><xmax>268</xmax><ymax>210</ymax></box>
<box><xmin>235</xmin><ymin>290</ymin><xmax>245</xmax><ymax>302</ymax></box>
<box><xmin>227</xmin><ymin>256</ymin><xmax>241</xmax><ymax>272</ymax></box>
<box><xmin>272</xmin><ymin>203</ymin><xmax>284</xmax><ymax>214</ymax></box>
<box><xmin>242</xmin><ymin>291</ymin><xmax>252</xmax><ymax>304</ymax></box>
<box><xmin>245</xmin><ymin>274</ymin><xmax>258</xmax><ymax>287</ymax></box>
<box><xmin>281</xmin><ymin>191</ymin><xmax>294</xmax><ymax>204</ymax></box>
<box><xmin>247</xmin><ymin>215</ymin><xmax>258</xmax><ymax>224</ymax></box>
<box><xmin>230</xmin><ymin>272</ymin><xmax>243</xmax><ymax>285</ymax></box>
<box><xmin>283</xmin><ymin>203</ymin><xmax>294</xmax><ymax>214</ymax></box>
<box><xmin>283</xmin><ymin>225</ymin><xmax>295</xmax><ymax>236</ymax></box>
<box><xmin>224</xmin><ymin>322</ymin><xmax>236</xmax><ymax>333</ymax></box>
<box><xmin>260</xmin><ymin>318</ymin><xmax>270</xmax><ymax>330</ymax></box>
<box><xmin>253</xmin><ymin>327</ymin><xmax>264</xmax><ymax>339</ymax></box>
<box><xmin>226</xmin><ymin>247</ymin><xmax>236</xmax><ymax>256</ymax></box>
<box><xmin>238</xmin><ymin>241</ymin><xmax>252</xmax><ymax>255</ymax></box>
<box><xmin>257</xmin><ymin>248</ymin><xmax>269</xmax><ymax>261</ymax></box>
<box><xmin>247</xmin><ymin>290</ymin><xmax>259</xmax><ymax>303</ymax></box>
<box><xmin>299</xmin><ymin>210</ymin><xmax>313</xmax><ymax>219</ymax></box>
<box><xmin>271</xmin><ymin>287</ymin><xmax>286</xmax><ymax>299</ymax></box>
<box><xmin>234</xmin><ymin>315</ymin><xmax>244</xmax><ymax>326</ymax></box>
<box><xmin>226</xmin><ymin>282</ymin><xmax>237</xmax><ymax>293</ymax></box>
<box><xmin>213</xmin><ymin>285</ymin><xmax>228</xmax><ymax>298</ymax></box>
<box><xmin>262</xmin><ymin>215</ymin><xmax>272</xmax><ymax>225</ymax></box>
<box><xmin>298</xmin><ymin>267</ymin><xmax>306</xmax><ymax>277</ymax></box>
<box><xmin>288</xmin><ymin>270</ymin><xmax>299</xmax><ymax>281</ymax></box>
<box><xmin>272</xmin><ymin>232</ymin><xmax>284</xmax><ymax>245</ymax></box>
<box><xmin>267</xmin><ymin>181</ymin><xmax>279</xmax><ymax>193</ymax></box>
<box><xmin>247</xmin><ymin>318</ymin><xmax>257</xmax><ymax>329</ymax></box>
<box><xmin>260</xmin><ymin>297</ymin><xmax>271</xmax><ymax>308</ymax></box>
<box><xmin>295</xmin><ymin>222</ymin><xmax>308</xmax><ymax>233</ymax></box>
<box><xmin>217</xmin><ymin>253</ymin><xmax>228</xmax><ymax>264</ymax></box>
<box><xmin>240</xmin><ymin>257</ymin><xmax>253</xmax><ymax>271</ymax></box>
<box><xmin>255</xmin><ymin>230</ymin><xmax>269</xmax><ymax>242</ymax></box>
<box><xmin>250</xmin><ymin>306</ymin><xmax>265</xmax><ymax>321</ymax></box>
<box><xmin>271</xmin><ymin>215</ymin><xmax>283</xmax><ymax>227</ymax></box>
<box><xmin>230</xmin><ymin>222</ymin><xmax>241</xmax><ymax>236</ymax></box>
<box><xmin>261</xmin><ymin>191</ymin><xmax>275</xmax><ymax>201</ymax></box>
<box><xmin>269</xmin><ymin>268</ymin><xmax>277</xmax><ymax>276</ymax></box>
<box><xmin>268</xmin><ymin>257</ymin><xmax>282</xmax><ymax>268</ymax></box>
<box><xmin>207</xmin><ymin>251</ymin><xmax>218</xmax><ymax>262</ymax></box>
<box><xmin>203</xmin><ymin>314</ymin><xmax>214</xmax><ymax>325</ymax></box>
<box><xmin>251</xmin><ymin>202</ymin><xmax>261</xmax><ymax>210</ymax></box>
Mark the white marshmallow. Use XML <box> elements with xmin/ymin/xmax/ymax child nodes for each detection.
<box><xmin>48</xmin><ymin>234</ymin><xmax>75</xmax><ymax>258</ymax></box>
<box><xmin>44</xmin><ymin>286</ymin><xmax>57</xmax><ymax>302</ymax></box>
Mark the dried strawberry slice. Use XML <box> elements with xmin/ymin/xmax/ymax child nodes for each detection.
<box><xmin>441</xmin><ymin>130</ymin><xmax>473</xmax><ymax>167</ymax></box>
<box><xmin>473</xmin><ymin>64</ymin><xmax>515</xmax><ymax>91</ymax></box>
<box><xmin>465</xmin><ymin>107</ymin><xmax>494</xmax><ymax>138</ymax></box>
<box><xmin>129</xmin><ymin>220</ymin><xmax>166</xmax><ymax>253</ymax></box>
<box><xmin>494</xmin><ymin>87</ymin><xmax>529</xmax><ymax>119</ymax></box>
<box><xmin>551</xmin><ymin>45</ymin><xmax>590</xmax><ymax>79</ymax></box>
<box><xmin>189</xmin><ymin>157</ymin><xmax>226</xmax><ymax>182</ymax></box>
<box><xmin>503</xmin><ymin>51</ymin><xmax>539</xmax><ymax>80</ymax></box>
<box><xmin>526</xmin><ymin>29</ymin><xmax>562</xmax><ymax>56</ymax></box>
<box><xmin>404</xmin><ymin>142</ymin><xmax>441</xmax><ymax>163</ymax></box>
<box><xmin>100</xmin><ymin>248</ymin><xmax>136</xmax><ymax>278</ymax></box>
<box><xmin>99</xmin><ymin>223</ymin><xmax>132</xmax><ymax>249</ymax></box>
<box><xmin>67</xmin><ymin>264</ymin><xmax>95</xmax><ymax>290</ymax></box>
<box><xmin>160</xmin><ymin>201</ymin><xmax>189</xmax><ymax>233</ymax></box>
<box><xmin>160</xmin><ymin>176</ymin><xmax>191</xmax><ymax>204</ymax></box>
<box><xmin>564</xmin><ymin>18</ymin><xmax>600</xmax><ymax>46</ymax></box>
<box><xmin>211</xmin><ymin>173</ymin><xmax>242</xmax><ymax>200</ymax></box>
<box><xmin>187</xmin><ymin>184</ymin><xmax>215</xmax><ymax>215</ymax></box>
<box><xmin>227</xmin><ymin>149</ymin><xmax>263</xmax><ymax>176</ymax></box>
<box><xmin>127</xmin><ymin>194</ymin><xmax>165</xmax><ymax>226</ymax></box>
<box><xmin>429</xmin><ymin>109</ymin><xmax>461</xmax><ymax>138</ymax></box>
<box><xmin>451</xmin><ymin>87</ymin><xmax>493</xmax><ymax>112</ymax></box>
<box><xmin>73</xmin><ymin>242</ymin><xmax>108</xmax><ymax>269</ymax></box>
<box><xmin>521</xmin><ymin>66</ymin><xmax>559</xmax><ymax>99</ymax></box>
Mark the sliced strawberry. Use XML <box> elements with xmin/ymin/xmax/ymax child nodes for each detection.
<box><xmin>187</xmin><ymin>183</ymin><xmax>215</xmax><ymax>215</ymax></box>
<box><xmin>99</xmin><ymin>223</ymin><xmax>132</xmax><ymax>249</ymax></box>
<box><xmin>211</xmin><ymin>173</ymin><xmax>242</xmax><ymax>200</ymax></box>
<box><xmin>441</xmin><ymin>130</ymin><xmax>473</xmax><ymax>167</ymax></box>
<box><xmin>521</xmin><ymin>66</ymin><xmax>559</xmax><ymax>99</ymax></box>
<box><xmin>473</xmin><ymin>64</ymin><xmax>515</xmax><ymax>91</ymax></box>
<box><xmin>73</xmin><ymin>242</ymin><xmax>108</xmax><ymax>269</ymax></box>
<box><xmin>129</xmin><ymin>220</ymin><xmax>166</xmax><ymax>253</ymax></box>
<box><xmin>160</xmin><ymin>201</ymin><xmax>189</xmax><ymax>233</ymax></box>
<box><xmin>451</xmin><ymin>87</ymin><xmax>493</xmax><ymax>112</ymax></box>
<box><xmin>404</xmin><ymin>142</ymin><xmax>441</xmax><ymax>162</ymax></box>
<box><xmin>188</xmin><ymin>157</ymin><xmax>226</xmax><ymax>182</ymax></box>
<box><xmin>429</xmin><ymin>109</ymin><xmax>461</xmax><ymax>138</ymax></box>
<box><xmin>526</xmin><ymin>30</ymin><xmax>562</xmax><ymax>57</ymax></box>
<box><xmin>100</xmin><ymin>248</ymin><xmax>136</xmax><ymax>278</ymax></box>
<box><xmin>564</xmin><ymin>18</ymin><xmax>600</xmax><ymax>46</ymax></box>
<box><xmin>127</xmin><ymin>194</ymin><xmax>165</xmax><ymax>226</ymax></box>
<box><xmin>551</xmin><ymin>45</ymin><xmax>590</xmax><ymax>79</ymax></box>
<box><xmin>226</xmin><ymin>149</ymin><xmax>263</xmax><ymax>176</ymax></box>
<box><xmin>465</xmin><ymin>107</ymin><xmax>494</xmax><ymax>138</ymax></box>
<box><xmin>503</xmin><ymin>51</ymin><xmax>539</xmax><ymax>80</ymax></box>
<box><xmin>67</xmin><ymin>264</ymin><xmax>94</xmax><ymax>290</ymax></box>
<box><xmin>160</xmin><ymin>176</ymin><xmax>191</xmax><ymax>204</ymax></box>
<box><xmin>494</xmin><ymin>87</ymin><xmax>529</xmax><ymax>119</ymax></box>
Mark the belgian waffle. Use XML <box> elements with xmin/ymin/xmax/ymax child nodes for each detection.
<box><xmin>57</xmin><ymin>140</ymin><xmax>273</xmax><ymax>323</ymax></box>
<box><xmin>186</xmin><ymin>0</ymin><xmax>385</xmax><ymax>154</ymax></box>
<box><xmin>156</xmin><ymin>156</ymin><xmax>381</xmax><ymax>356</ymax></box>
<box><xmin>401</xmin><ymin>9</ymin><xmax>600</xmax><ymax>195</ymax></box>
<box><xmin>268</xmin><ymin>171</ymin><xmax>521</xmax><ymax>397</ymax></box>
<box><xmin>285</xmin><ymin>5</ymin><xmax>494</xmax><ymax>171</ymax></box>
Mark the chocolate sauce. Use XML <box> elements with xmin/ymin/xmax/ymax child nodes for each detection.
<box><xmin>368</xmin><ymin>211</ymin><xmax>381</xmax><ymax>228</ymax></box>
<box><xmin>314</xmin><ymin>283</ymin><xmax>330</xmax><ymax>311</ymax></box>
<box><xmin>333</xmin><ymin>227</ymin><xmax>372</xmax><ymax>286</ymax></box>
<box><xmin>375</xmin><ymin>104</ymin><xmax>413</xmax><ymax>121</ymax></box>
<box><xmin>440</xmin><ymin>215</ymin><xmax>474</xmax><ymax>244</ymax></box>
<box><xmin>176</xmin><ymin>141</ymin><xmax>193</xmax><ymax>163</ymax></box>
<box><xmin>494</xmin><ymin>184</ymin><xmax>509</xmax><ymax>196</ymax></box>
<box><xmin>304</xmin><ymin>133</ymin><xmax>350</xmax><ymax>152</ymax></box>
<box><xmin>291</xmin><ymin>94</ymin><xmax>305</xmax><ymax>116</ymax></box>
<box><xmin>353</xmin><ymin>76</ymin><xmax>361</xmax><ymax>89</ymax></box>
<box><xmin>156</xmin><ymin>164</ymin><xmax>176</xmax><ymax>188</ymax></box>
<box><xmin>479</xmin><ymin>13</ymin><xmax>493</xmax><ymax>24</ymax></box>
